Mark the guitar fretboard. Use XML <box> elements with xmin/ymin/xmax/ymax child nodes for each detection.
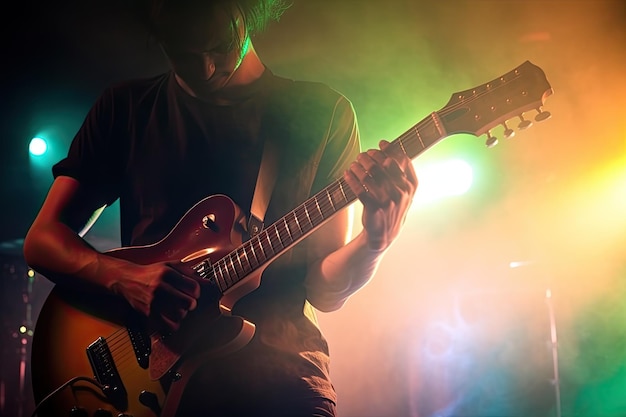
<box><xmin>192</xmin><ymin>60</ymin><xmax>553</xmax><ymax>292</ymax></box>
<box><xmin>195</xmin><ymin>115</ymin><xmax>445</xmax><ymax>293</ymax></box>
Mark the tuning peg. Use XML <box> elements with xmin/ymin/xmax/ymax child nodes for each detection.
<box><xmin>517</xmin><ymin>114</ymin><xmax>533</xmax><ymax>130</ymax></box>
<box><xmin>535</xmin><ymin>107</ymin><xmax>552</xmax><ymax>122</ymax></box>
<box><xmin>502</xmin><ymin>121</ymin><xmax>515</xmax><ymax>139</ymax></box>
<box><xmin>485</xmin><ymin>131</ymin><xmax>498</xmax><ymax>148</ymax></box>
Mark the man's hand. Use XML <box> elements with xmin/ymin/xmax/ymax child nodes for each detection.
<box><xmin>343</xmin><ymin>139</ymin><xmax>418</xmax><ymax>250</ymax></box>
<box><xmin>111</xmin><ymin>261</ymin><xmax>201</xmax><ymax>334</ymax></box>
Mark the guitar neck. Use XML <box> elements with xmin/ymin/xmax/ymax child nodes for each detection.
<box><xmin>198</xmin><ymin>60</ymin><xmax>554</xmax><ymax>293</ymax></box>
<box><xmin>199</xmin><ymin>114</ymin><xmax>445</xmax><ymax>293</ymax></box>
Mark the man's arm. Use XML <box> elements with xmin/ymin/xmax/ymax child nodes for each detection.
<box><xmin>304</xmin><ymin>211</ymin><xmax>385</xmax><ymax>312</ymax></box>
<box><xmin>304</xmin><ymin>140</ymin><xmax>418</xmax><ymax>312</ymax></box>
<box><xmin>23</xmin><ymin>176</ymin><xmax>201</xmax><ymax>332</ymax></box>
<box><xmin>24</xmin><ymin>176</ymin><xmax>121</xmax><ymax>289</ymax></box>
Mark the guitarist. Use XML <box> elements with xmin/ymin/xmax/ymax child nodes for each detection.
<box><xmin>23</xmin><ymin>0</ymin><xmax>418</xmax><ymax>415</ymax></box>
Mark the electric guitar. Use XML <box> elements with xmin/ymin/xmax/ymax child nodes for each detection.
<box><xmin>30</xmin><ymin>60</ymin><xmax>553</xmax><ymax>417</ymax></box>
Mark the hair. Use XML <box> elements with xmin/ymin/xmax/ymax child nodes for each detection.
<box><xmin>134</xmin><ymin>0</ymin><xmax>290</xmax><ymax>43</ymax></box>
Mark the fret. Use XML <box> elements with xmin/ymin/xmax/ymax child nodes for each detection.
<box><xmin>247</xmin><ymin>241</ymin><xmax>260</xmax><ymax>269</ymax></box>
<box><xmin>312</xmin><ymin>197</ymin><xmax>324</xmax><ymax>221</ymax></box>
<box><xmin>228</xmin><ymin>252</ymin><xmax>243</xmax><ymax>281</ymax></box>
<box><xmin>272</xmin><ymin>225</ymin><xmax>285</xmax><ymax>249</ymax></box>
<box><xmin>237</xmin><ymin>246</ymin><xmax>251</xmax><ymax>272</ymax></box>
<box><xmin>317</xmin><ymin>193</ymin><xmax>334</xmax><ymax>218</ymax></box>
<box><xmin>406</xmin><ymin>119</ymin><xmax>442</xmax><ymax>157</ymax></box>
<box><xmin>227</xmin><ymin>254</ymin><xmax>238</xmax><ymax>281</ymax></box>
<box><xmin>232</xmin><ymin>251</ymin><xmax>244</xmax><ymax>277</ymax></box>
<box><xmin>263</xmin><ymin>231</ymin><xmax>276</xmax><ymax>254</ymax></box>
<box><xmin>338</xmin><ymin>181</ymin><xmax>348</xmax><ymax>204</ymax></box>
<box><xmin>216</xmin><ymin>262</ymin><xmax>229</xmax><ymax>287</ymax></box>
<box><xmin>325</xmin><ymin>188</ymin><xmax>336</xmax><ymax>211</ymax></box>
<box><xmin>290</xmin><ymin>211</ymin><xmax>303</xmax><ymax>235</ymax></box>
<box><xmin>222</xmin><ymin>259</ymin><xmax>235</xmax><ymax>286</ymax></box>
<box><xmin>285</xmin><ymin>212</ymin><xmax>301</xmax><ymax>242</ymax></box>
<box><xmin>397</xmin><ymin>136</ymin><xmax>408</xmax><ymax>156</ymax></box>
<box><xmin>224</xmin><ymin>255</ymin><xmax>237</xmax><ymax>286</ymax></box>
<box><xmin>413</xmin><ymin>124</ymin><xmax>425</xmax><ymax>151</ymax></box>
<box><xmin>296</xmin><ymin>206</ymin><xmax>312</xmax><ymax>232</ymax></box>
<box><xmin>211</xmin><ymin>266</ymin><xmax>227</xmax><ymax>291</ymax></box>
<box><xmin>312</xmin><ymin>199</ymin><xmax>322</xmax><ymax>223</ymax></box>
<box><xmin>280</xmin><ymin>218</ymin><xmax>293</xmax><ymax>244</ymax></box>
<box><xmin>251</xmin><ymin>235</ymin><xmax>266</xmax><ymax>263</ymax></box>
<box><xmin>330</xmin><ymin>184</ymin><xmax>346</xmax><ymax>209</ymax></box>
<box><xmin>303</xmin><ymin>202</ymin><xmax>314</xmax><ymax>228</ymax></box>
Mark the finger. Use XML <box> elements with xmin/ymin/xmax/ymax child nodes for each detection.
<box><xmin>383</xmin><ymin>158</ymin><xmax>408</xmax><ymax>184</ymax></box>
<box><xmin>353</xmin><ymin>154</ymin><xmax>409</xmax><ymax>209</ymax></box>
<box><xmin>155</xmin><ymin>281</ymin><xmax>199</xmax><ymax>314</ymax></box>
<box><xmin>379</xmin><ymin>139</ymin><xmax>392</xmax><ymax>152</ymax></box>
<box><xmin>359</xmin><ymin>151</ymin><xmax>390</xmax><ymax>185</ymax></box>
<box><xmin>378</xmin><ymin>140</ymin><xmax>418</xmax><ymax>189</ymax></box>
<box><xmin>151</xmin><ymin>290</ymin><xmax>196</xmax><ymax>334</ymax></box>
<box><xmin>344</xmin><ymin>167</ymin><xmax>380</xmax><ymax>207</ymax></box>
<box><xmin>178</xmin><ymin>275</ymin><xmax>201</xmax><ymax>302</ymax></box>
<box><xmin>386</xmin><ymin>156</ymin><xmax>418</xmax><ymax>194</ymax></box>
<box><xmin>148</xmin><ymin>302</ymin><xmax>180</xmax><ymax>334</ymax></box>
<box><xmin>172</xmin><ymin>283</ymin><xmax>200</xmax><ymax>311</ymax></box>
<box><xmin>354</xmin><ymin>153</ymin><xmax>378</xmax><ymax>181</ymax></box>
<box><xmin>161</xmin><ymin>301</ymin><xmax>189</xmax><ymax>326</ymax></box>
<box><xmin>379</xmin><ymin>139</ymin><xmax>406</xmax><ymax>159</ymax></box>
<box><xmin>164</xmin><ymin>264</ymin><xmax>202</xmax><ymax>299</ymax></box>
<box><xmin>158</xmin><ymin>312</ymin><xmax>181</xmax><ymax>334</ymax></box>
<box><xmin>355</xmin><ymin>152</ymin><xmax>398</xmax><ymax>199</ymax></box>
<box><xmin>359</xmin><ymin>147</ymin><xmax>405</xmax><ymax>190</ymax></box>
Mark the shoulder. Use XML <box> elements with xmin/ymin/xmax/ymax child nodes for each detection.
<box><xmin>83</xmin><ymin>73</ymin><xmax>172</xmax><ymax>122</ymax></box>
<box><xmin>264</xmin><ymin>71</ymin><xmax>355</xmax><ymax>124</ymax></box>
<box><xmin>103</xmin><ymin>72</ymin><xmax>171</xmax><ymax>102</ymax></box>
<box><xmin>268</xmin><ymin>72</ymin><xmax>350</xmax><ymax>107</ymax></box>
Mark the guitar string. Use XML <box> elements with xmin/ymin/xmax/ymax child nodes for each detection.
<box><xmin>83</xmin><ymin>67</ymin><xmax>532</xmax><ymax>379</ymax></box>
<box><xmin>204</xmin><ymin>67</ymin><xmax>534</xmax><ymax>292</ymax></box>
<box><xmin>83</xmin><ymin>126</ymin><xmax>421</xmax><ymax>379</ymax></box>
<box><xmin>205</xmin><ymin>117</ymin><xmax>431</xmax><ymax>292</ymax></box>
<box><xmin>84</xmin><ymin>111</ymin><xmax>437</xmax><ymax>385</ymax></box>
<box><xmin>90</xmin><ymin>328</ymin><xmax>158</xmax><ymax>381</ymax></box>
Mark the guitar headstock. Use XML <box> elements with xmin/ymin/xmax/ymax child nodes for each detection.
<box><xmin>438</xmin><ymin>61</ymin><xmax>554</xmax><ymax>147</ymax></box>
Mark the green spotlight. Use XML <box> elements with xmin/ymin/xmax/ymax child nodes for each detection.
<box><xmin>29</xmin><ymin>137</ymin><xmax>48</xmax><ymax>156</ymax></box>
<box><xmin>415</xmin><ymin>159</ymin><xmax>474</xmax><ymax>203</ymax></box>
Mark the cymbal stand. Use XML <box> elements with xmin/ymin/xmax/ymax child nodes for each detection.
<box><xmin>545</xmin><ymin>287</ymin><xmax>562</xmax><ymax>417</ymax></box>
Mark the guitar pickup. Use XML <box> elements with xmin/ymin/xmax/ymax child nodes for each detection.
<box><xmin>86</xmin><ymin>336</ymin><xmax>128</xmax><ymax>410</ymax></box>
<box><xmin>127</xmin><ymin>315</ymin><xmax>151</xmax><ymax>370</ymax></box>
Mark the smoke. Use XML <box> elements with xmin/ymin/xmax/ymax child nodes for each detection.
<box><xmin>278</xmin><ymin>1</ymin><xmax>626</xmax><ymax>416</ymax></box>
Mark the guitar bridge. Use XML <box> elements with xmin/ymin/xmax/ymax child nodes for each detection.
<box><xmin>86</xmin><ymin>336</ymin><xmax>128</xmax><ymax>410</ymax></box>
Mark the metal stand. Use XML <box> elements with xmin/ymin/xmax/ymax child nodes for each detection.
<box><xmin>545</xmin><ymin>288</ymin><xmax>562</xmax><ymax>417</ymax></box>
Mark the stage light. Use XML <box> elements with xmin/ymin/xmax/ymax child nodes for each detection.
<box><xmin>29</xmin><ymin>137</ymin><xmax>48</xmax><ymax>156</ymax></box>
<box><xmin>414</xmin><ymin>159</ymin><xmax>474</xmax><ymax>204</ymax></box>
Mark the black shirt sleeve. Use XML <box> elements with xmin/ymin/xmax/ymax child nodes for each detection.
<box><xmin>52</xmin><ymin>87</ymin><xmax>125</xmax><ymax>207</ymax></box>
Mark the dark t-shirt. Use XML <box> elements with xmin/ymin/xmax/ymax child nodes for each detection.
<box><xmin>53</xmin><ymin>68</ymin><xmax>360</xmax><ymax>407</ymax></box>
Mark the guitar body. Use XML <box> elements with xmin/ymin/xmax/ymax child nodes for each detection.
<box><xmin>31</xmin><ymin>195</ymin><xmax>259</xmax><ymax>417</ymax></box>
